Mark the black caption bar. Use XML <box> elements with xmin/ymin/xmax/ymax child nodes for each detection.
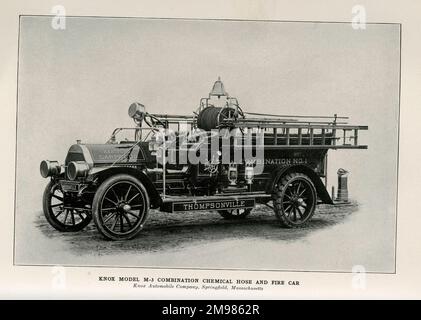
<box><xmin>0</xmin><ymin>300</ymin><xmax>398</xmax><ymax>319</ymax></box>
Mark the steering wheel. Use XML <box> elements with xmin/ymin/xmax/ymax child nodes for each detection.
<box><xmin>143</xmin><ymin>113</ymin><xmax>167</xmax><ymax>128</ymax></box>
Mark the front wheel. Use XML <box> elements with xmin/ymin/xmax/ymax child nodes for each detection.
<box><xmin>42</xmin><ymin>180</ymin><xmax>92</xmax><ymax>232</ymax></box>
<box><xmin>92</xmin><ymin>174</ymin><xmax>150</xmax><ymax>240</ymax></box>
<box><xmin>273</xmin><ymin>172</ymin><xmax>317</xmax><ymax>228</ymax></box>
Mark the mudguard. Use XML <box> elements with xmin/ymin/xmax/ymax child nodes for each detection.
<box><xmin>91</xmin><ymin>166</ymin><xmax>161</xmax><ymax>208</ymax></box>
<box><xmin>269</xmin><ymin>164</ymin><xmax>333</xmax><ymax>205</ymax></box>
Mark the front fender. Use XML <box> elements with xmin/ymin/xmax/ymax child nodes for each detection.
<box><xmin>90</xmin><ymin>166</ymin><xmax>161</xmax><ymax>208</ymax></box>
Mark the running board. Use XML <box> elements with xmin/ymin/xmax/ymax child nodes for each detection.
<box><xmin>160</xmin><ymin>193</ymin><xmax>271</xmax><ymax>213</ymax></box>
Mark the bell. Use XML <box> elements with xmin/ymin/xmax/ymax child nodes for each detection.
<box><xmin>209</xmin><ymin>76</ymin><xmax>228</xmax><ymax>98</ymax></box>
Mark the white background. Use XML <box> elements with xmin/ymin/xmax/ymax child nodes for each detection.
<box><xmin>0</xmin><ymin>0</ymin><xmax>419</xmax><ymax>299</ymax></box>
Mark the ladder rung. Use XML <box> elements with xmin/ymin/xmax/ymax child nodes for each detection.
<box><xmin>274</xmin><ymin>128</ymin><xmax>278</xmax><ymax>145</ymax></box>
<box><xmin>309</xmin><ymin>128</ymin><xmax>314</xmax><ymax>145</ymax></box>
<box><xmin>354</xmin><ymin>129</ymin><xmax>358</xmax><ymax>146</ymax></box>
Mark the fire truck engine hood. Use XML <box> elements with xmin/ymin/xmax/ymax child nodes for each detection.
<box><xmin>65</xmin><ymin>143</ymin><xmax>147</xmax><ymax>166</ymax></box>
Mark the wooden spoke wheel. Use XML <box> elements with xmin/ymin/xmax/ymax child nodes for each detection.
<box><xmin>218</xmin><ymin>208</ymin><xmax>252</xmax><ymax>220</ymax></box>
<box><xmin>42</xmin><ymin>181</ymin><xmax>92</xmax><ymax>232</ymax></box>
<box><xmin>92</xmin><ymin>174</ymin><xmax>149</xmax><ymax>240</ymax></box>
<box><xmin>273</xmin><ymin>173</ymin><xmax>316</xmax><ymax>228</ymax></box>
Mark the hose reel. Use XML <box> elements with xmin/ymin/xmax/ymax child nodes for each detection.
<box><xmin>196</xmin><ymin>106</ymin><xmax>240</xmax><ymax>131</ymax></box>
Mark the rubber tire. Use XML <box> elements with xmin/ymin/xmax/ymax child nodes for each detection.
<box><xmin>92</xmin><ymin>174</ymin><xmax>150</xmax><ymax>240</ymax></box>
<box><xmin>218</xmin><ymin>208</ymin><xmax>252</xmax><ymax>220</ymax></box>
<box><xmin>273</xmin><ymin>172</ymin><xmax>316</xmax><ymax>228</ymax></box>
<box><xmin>43</xmin><ymin>180</ymin><xmax>92</xmax><ymax>232</ymax></box>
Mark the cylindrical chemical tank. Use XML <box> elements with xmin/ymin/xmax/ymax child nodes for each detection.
<box><xmin>336</xmin><ymin>168</ymin><xmax>349</xmax><ymax>202</ymax></box>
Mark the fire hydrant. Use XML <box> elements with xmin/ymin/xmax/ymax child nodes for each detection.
<box><xmin>336</xmin><ymin>168</ymin><xmax>349</xmax><ymax>202</ymax></box>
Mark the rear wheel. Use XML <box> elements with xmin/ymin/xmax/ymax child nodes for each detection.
<box><xmin>42</xmin><ymin>180</ymin><xmax>92</xmax><ymax>232</ymax></box>
<box><xmin>92</xmin><ymin>174</ymin><xmax>149</xmax><ymax>240</ymax></box>
<box><xmin>218</xmin><ymin>208</ymin><xmax>252</xmax><ymax>219</ymax></box>
<box><xmin>273</xmin><ymin>173</ymin><xmax>316</xmax><ymax>228</ymax></box>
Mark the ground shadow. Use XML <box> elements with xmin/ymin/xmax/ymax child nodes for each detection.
<box><xmin>35</xmin><ymin>202</ymin><xmax>359</xmax><ymax>255</ymax></box>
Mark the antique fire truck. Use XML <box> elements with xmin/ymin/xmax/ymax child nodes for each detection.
<box><xmin>40</xmin><ymin>78</ymin><xmax>368</xmax><ymax>240</ymax></box>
